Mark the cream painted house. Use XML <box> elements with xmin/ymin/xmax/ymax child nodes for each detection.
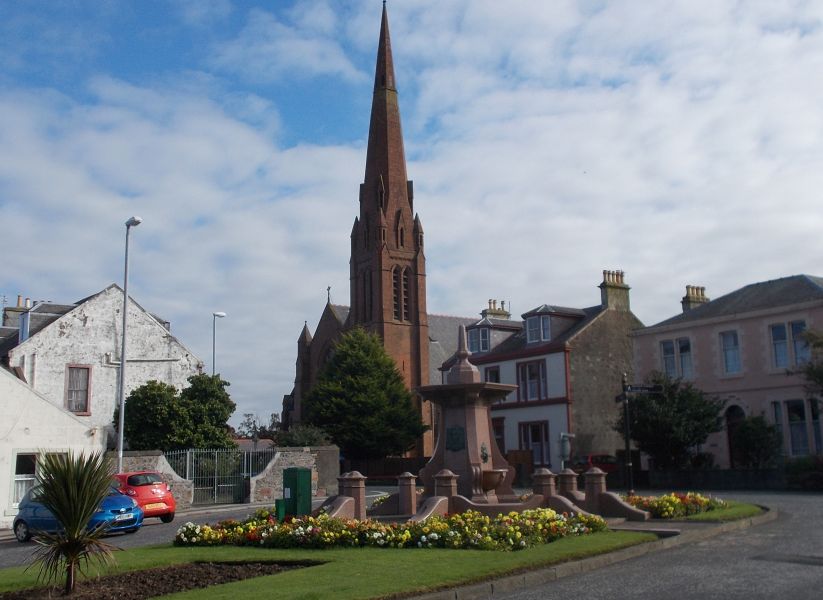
<box><xmin>1</xmin><ymin>285</ymin><xmax>203</xmax><ymax>444</ymax></box>
<box><xmin>632</xmin><ymin>275</ymin><xmax>823</xmax><ymax>468</ymax></box>
<box><xmin>0</xmin><ymin>285</ymin><xmax>203</xmax><ymax>528</ymax></box>
<box><xmin>0</xmin><ymin>367</ymin><xmax>105</xmax><ymax>528</ymax></box>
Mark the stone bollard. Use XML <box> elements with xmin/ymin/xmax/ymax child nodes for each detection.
<box><xmin>434</xmin><ymin>469</ymin><xmax>459</xmax><ymax>498</ymax></box>
<box><xmin>337</xmin><ymin>471</ymin><xmax>351</xmax><ymax>497</ymax></box>
<box><xmin>397</xmin><ymin>472</ymin><xmax>418</xmax><ymax>516</ymax></box>
<box><xmin>557</xmin><ymin>469</ymin><xmax>581</xmax><ymax>496</ymax></box>
<box><xmin>338</xmin><ymin>471</ymin><xmax>367</xmax><ymax>520</ymax></box>
<box><xmin>584</xmin><ymin>467</ymin><xmax>607</xmax><ymax>514</ymax></box>
<box><xmin>532</xmin><ymin>468</ymin><xmax>557</xmax><ymax>499</ymax></box>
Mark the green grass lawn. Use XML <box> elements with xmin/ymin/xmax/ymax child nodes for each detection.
<box><xmin>682</xmin><ymin>500</ymin><xmax>763</xmax><ymax>522</ymax></box>
<box><xmin>0</xmin><ymin>531</ymin><xmax>654</xmax><ymax>599</ymax></box>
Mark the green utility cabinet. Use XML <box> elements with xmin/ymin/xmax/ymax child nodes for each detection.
<box><xmin>283</xmin><ymin>467</ymin><xmax>312</xmax><ymax>516</ymax></box>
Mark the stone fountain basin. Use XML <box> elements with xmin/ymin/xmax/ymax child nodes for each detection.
<box><xmin>481</xmin><ymin>468</ymin><xmax>508</xmax><ymax>492</ymax></box>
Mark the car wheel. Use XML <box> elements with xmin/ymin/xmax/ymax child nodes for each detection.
<box><xmin>14</xmin><ymin>520</ymin><xmax>31</xmax><ymax>543</ymax></box>
<box><xmin>160</xmin><ymin>512</ymin><xmax>175</xmax><ymax>523</ymax></box>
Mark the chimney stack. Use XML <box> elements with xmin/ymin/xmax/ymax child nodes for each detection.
<box><xmin>481</xmin><ymin>298</ymin><xmax>511</xmax><ymax>320</ymax></box>
<box><xmin>681</xmin><ymin>285</ymin><xmax>709</xmax><ymax>313</ymax></box>
<box><xmin>599</xmin><ymin>269</ymin><xmax>631</xmax><ymax>311</ymax></box>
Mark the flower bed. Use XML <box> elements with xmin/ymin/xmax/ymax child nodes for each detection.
<box><xmin>175</xmin><ymin>508</ymin><xmax>607</xmax><ymax>551</ymax></box>
<box><xmin>623</xmin><ymin>492</ymin><xmax>727</xmax><ymax>519</ymax></box>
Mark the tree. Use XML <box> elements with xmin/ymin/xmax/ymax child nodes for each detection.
<box><xmin>304</xmin><ymin>328</ymin><xmax>427</xmax><ymax>460</ymax></box>
<box><xmin>237</xmin><ymin>412</ymin><xmax>281</xmax><ymax>439</ymax></box>
<box><xmin>180</xmin><ymin>374</ymin><xmax>236</xmax><ymax>449</ymax></box>
<box><xmin>615</xmin><ymin>372</ymin><xmax>726</xmax><ymax>469</ymax></box>
<box><xmin>116</xmin><ymin>374</ymin><xmax>236</xmax><ymax>451</ymax></box>
<box><xmin>32</xmin><ymin>451</ymin><xmax>116</xmax><ymax>595</ymax></box>
<box><xmin>275</xmin><ymin>424</ymin><xmax>330</xmax><ymax>447</ymax></box>
<box><xmin>731</xmin><ymin>415</ymin><xmax>783</xmax><ymax>469</ymax></box>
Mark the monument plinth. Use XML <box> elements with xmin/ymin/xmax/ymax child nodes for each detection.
<box><xmin>417</xmin><ymin>326</ymin><xmax>517</xmax><ymax>503</ymax></box>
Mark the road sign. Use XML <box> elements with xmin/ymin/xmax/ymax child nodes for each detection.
<box><xmin>624</xmin><ymin>384</ymin><xmax>662</xmax><ymax>394</ymax></box>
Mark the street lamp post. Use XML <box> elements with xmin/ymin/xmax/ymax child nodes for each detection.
<box><xmin>212</xmin><ymin>312</ymin><xmax>226</xmax><ymax>376</ymax></box>
<box><xmin>116</xmin><ymin>216</ymin><xmax>142</xmax><ymax>474</ymax></box>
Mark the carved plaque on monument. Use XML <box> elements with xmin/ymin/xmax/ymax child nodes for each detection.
<box><xmin>445</xmin><ymin>426</ymin><xmax>466</xmax><ymax>452</ymax></box>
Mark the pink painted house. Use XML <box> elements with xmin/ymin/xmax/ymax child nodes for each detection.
<box><xmin>632</xmin><ymin>275</ymin><xmax>823</xmax><ymax>468</ymax></box>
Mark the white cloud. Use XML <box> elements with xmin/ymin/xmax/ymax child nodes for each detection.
<box><xmin>3</xmin><ymin>0</ymin><xmax>823</xmax><ymax>424</ymax></box>
<box><xmin>210</xmin><ymin>7</ymin><xmax>365</xmax><ymax>83</ymax></box>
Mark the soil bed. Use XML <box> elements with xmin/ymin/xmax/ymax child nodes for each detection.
<box><xmin>0</xmin><ymin>560</ymin><xmax>311</xmax><ymax>599</ymax></box>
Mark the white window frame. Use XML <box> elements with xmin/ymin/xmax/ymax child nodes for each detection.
<box><xmin>526</xmin><ymin>315</ymin><xmax>551</xmax><ymax>343</ymax></box>
<box><xmin>517</xmin><ymin>360</ymin><xmax>547</xmax><ymax>401</ymax></box>
<box><xmin>770</xmin><ymin>320</ymin><xmax>809</xmax><ymax>368</ymax></box>
<box><xmin>720</xmin><ymin>330</ymin><xmax>741</xmax><ymax>374</ymax></box>
<box><xmin>659</xmin><ymin>337</ymin><xmax>693</xmax><ymax>379</ymax></box>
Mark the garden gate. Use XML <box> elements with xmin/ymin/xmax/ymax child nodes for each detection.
<box><xmin>164</xmin><ymin>448</ymin><xmax>277</xmax><ymax>505</ymax></box>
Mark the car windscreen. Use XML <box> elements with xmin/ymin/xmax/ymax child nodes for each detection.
<box><xmin>127</xmin><ymin>473</ymin><xmax>163</xmax><ymax>486</ymax></box>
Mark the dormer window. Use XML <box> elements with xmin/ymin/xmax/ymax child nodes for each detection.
<box><xmin>468</xmin><ymin>327</ymin><xmax>489</xmax><ymax>352</ymax></box>
<box><xmin>526</xmin><ymin>315</ymin><xmax>550</xmax><ymax>343</ymax></box>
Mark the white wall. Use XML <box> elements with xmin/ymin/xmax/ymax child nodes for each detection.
<box><xmin>1</xmin><ymin>368</ymin><xmax>105</xmax><ymax>529</ymax></box>
<box><xmin>7</xmin><ymin>286</ymin><xmax>202</xmax><ymax>441</ymax></box>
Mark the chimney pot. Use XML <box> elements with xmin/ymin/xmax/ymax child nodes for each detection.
<box><xmin>17</xmin><ymin>295</ymin><xmax>23</xmax><ymax>308</ymax></box>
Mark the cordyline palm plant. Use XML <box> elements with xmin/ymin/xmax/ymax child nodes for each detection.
<box><xmin>30</xmin><ymin>451</ymin><xmax>118</xmax><ymax>595</ymax></box>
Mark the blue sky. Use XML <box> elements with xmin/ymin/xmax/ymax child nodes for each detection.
<box><xmin>2</xmin><ymin>1</ymin><xmax>823</xmax><ymax>426</ymax></box>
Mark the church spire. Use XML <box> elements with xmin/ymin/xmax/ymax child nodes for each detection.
<box><xmin>361</xmin><ymin>1</ymin><xmax>411</xmax><ymax>217</ymax></box>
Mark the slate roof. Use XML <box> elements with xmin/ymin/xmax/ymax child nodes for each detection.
<box><xmin>428</xmin><ymin>313</ymin><xmax>477</xmax><ymax>383</ymax></box>
<box><xmin>522</xmin><ymin>304</ymin><xmax>587</xmax><ymax>318</ymax></box>
<box><xmin>441</xmin><ymin>305</ymin><xmax>606</xmax><ymax>368</ymax></box>
<box><xmin>330</xmin><ymin>304</ymin><xmax>350</xmax><ymax>324</ymax></box>
<box><xmin>649</xmin><ymin>275</ymin><xmax>823</xmax><ymax>329</ymax></box>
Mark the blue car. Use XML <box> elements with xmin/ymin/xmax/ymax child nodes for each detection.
<box><xmin>13</xmin><ymin>486</ymin><xmax>144</xmax><ymax>543</ymax></box>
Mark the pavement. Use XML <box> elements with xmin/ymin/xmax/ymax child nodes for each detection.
<box><xmin>411</xmin><ymin>507</ymin><xmax>778</xmax><ymax>600</ymax></box>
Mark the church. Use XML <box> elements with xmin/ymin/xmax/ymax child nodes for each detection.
<box><xmin>281</xmin><ymin>4</ymin><xmax>471</xmax><ymax>457</ymax></box>
<box><xmin>282</xmin><ymin>5</ymin><xmax>642</xmax><ymax>466</ymax></box>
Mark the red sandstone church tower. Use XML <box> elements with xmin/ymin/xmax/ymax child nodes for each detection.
<box><xmin>284</xmin><ymin>4</ymin><xmax>434</xmax><ymax>456</ymax></box>
<box><xmin>349</xmin><ymin>5</ymin><xmax>429</xmax><ymax>393</ymax></box>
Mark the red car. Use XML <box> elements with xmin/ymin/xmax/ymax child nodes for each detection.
<box><xmin>113</xmin><ymin>471</ymin><xmax>176</xmax><ymax>523</ymax></box>
<box><xmin>571</xmin><ymin>454</ymin><xmax>620</xmax><ymax>474</ymax></box>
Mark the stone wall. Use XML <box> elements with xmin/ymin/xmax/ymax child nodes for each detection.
<box><xmin>250</xmin><ymin>446</ymin><xmax>339</xmax><ymax>503</ymax></box>
<box><xmin>569</xmin><ymin>309</ymin><xmax>643</xmax><ymax>455</ymax></box>
<box><xmin>114</xmin><ymin>451</ymin><xmax>195</xmax><ymax>510</ymax></box>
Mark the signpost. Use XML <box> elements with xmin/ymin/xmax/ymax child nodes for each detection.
<box><xmin>617</xmin><ymin>375</ymin><xmax>662</xmax><ymax>495</ymax></box>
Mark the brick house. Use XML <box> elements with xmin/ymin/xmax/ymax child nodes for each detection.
<box><xmin>632</xmin><ymin>275</ymin><xmax>823</xmax><ymax>467</ymax></box>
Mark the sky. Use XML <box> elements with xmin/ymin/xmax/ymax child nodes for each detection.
<box><xmin>2</xmin><ymin>1</ymin><xmax>823</xmax><ymax>427</ymax></box>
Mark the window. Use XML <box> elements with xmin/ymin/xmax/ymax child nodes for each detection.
<box><xmin>771</xmin><ymin>320</ymin><xmax>809</xmax><ymax>368</ymax></box>
<box><xmin>771</xmin><ymin>324</ymin><xmax>788</xmax><ymax>368</ymax></box>
<box><xmin>484</xmin><ymin>366</ymin><xmax>500</xmax><ymax>383</ymax></box>
<box><xmin>720</xmin><ymin>331</ymin><xmax>741</xmax><ymax>374</ymax></box>
<box><xmin>14</xmin><ymin>454</ymin><xmax>37</xmax><ymax>505</ymax></box>
<box><xmin>526</xmin><ymin>315</ymin><xmax>550</xmax><ymax>343</ymax></box>
<box><xmin>492</xmin><ymin>418</ymin><xmax>506</xmax><ymax>454</ymax></box>
<box><xmin>812</xmin><ymin>399</ymin><xmax>821</xmax><ymax>456</ymax></box>
<box><xmin>468</xmin><ymin>328</ymin><xmax>490</xmax><ymax>352</ymax></box>
<box><xmin>772</xmin><ymin>401</ymin><xmax>784</xmax><ymax>449</ymax></box>
<box><xmin>792</xmin><ymin>321</ymin><xmax>810</xmax><ymax>365</ymax></box>
<box><xmin>661</xmin><ymin>340</ymin><xmax>676</xmax><ymax>377</ymax></box>
<box><xmin>678</xmin><ymin>338</ymin><xmax>693</xmax><ymax>379</ymax></box>
<box><xmin>519</xmin><ymin>421</ymin><xmax>550</xmax><ymax>467</ymax></box>
<box><xmin>392</xmin><ymin>267</ymin><xmax>402</xmax><ymax>320</ymax></box>
<box><xmin>66</xmin><ymin>365</ymin><xmax>91</xmax><ymax>413</ymax></box>
<box><xmin>659</xmin><ymin>337</ymin><xmax>692</xmax><ymax>379</ymax></box>
<box><xmin>517</xmin><ymin>360</ymin><xmax>547</xmax><ymax>401</ymax></box>
<box><xmin>787</xmin><ymin>399</ymin><xmax>809</xmax><ymax>455</ymax></box>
